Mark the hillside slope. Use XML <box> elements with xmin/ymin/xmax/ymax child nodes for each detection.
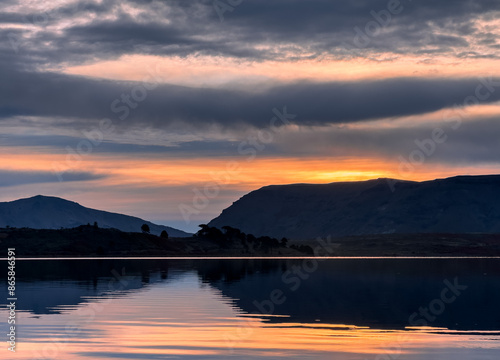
<box><xmin>0</xmin><ymin>195</ymin><xmax>191</xmax><ymax>237</ymax></box>
<box><xmin>208</xmin><ymin>175</ymin><xmax>500</xmax><ymax>239</ymax></box>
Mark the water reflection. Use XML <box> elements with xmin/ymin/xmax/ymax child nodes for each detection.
<box><xmin>198</xmin><ymin>259</ymin><xmax>500</xmax><ymax>331</ymax></box>
<box><xmin>1</xmin><ymin>258</ymin><xmax>499</xmax><ymax>359</ymax></box>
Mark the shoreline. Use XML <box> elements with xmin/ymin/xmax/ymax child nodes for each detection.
<box><xmin>3</xmin><ymin>256</ymin><xmax>500</xmax><ymax>260</ymax></box>
<box><xmin>2</xmin><ymin>227</ymin><xmax>500</xmax><ymax>259</ymax></box>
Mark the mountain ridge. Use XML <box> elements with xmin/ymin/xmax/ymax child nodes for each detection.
<box><xmin>208</xmin><ymin>174</ymin><xmax>500</xmax><ymax>239</ymax></box>
<box><xmin>0</xmin><ymin>195</ymin><xmax>191</xmax><ymax>237</ymax></box>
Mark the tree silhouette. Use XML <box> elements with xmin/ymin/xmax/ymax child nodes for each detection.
<box><xmin>280</xmin><ymin>237</ymin><xmax>288</xmax><ymax>247</ymax></box>
<box><xmin>160</xmin><ymin>230</ymin><xmax>169</xmax><ymax>239</ymax></box>
<box><xmin>141</xmin><ymin>224</ymin><xmax>150</xmax><ymax>233</ymax></box>
<box><xmin>195</xmin><ymin>224</ymin><xmax>285</xmax><ymax>252</ymax></box>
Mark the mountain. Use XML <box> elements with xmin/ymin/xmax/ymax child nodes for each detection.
<box><xmin>208</xmin><ymin>175</ymin><xmax>500</xmax><ymax>239</ymax></box>
<box><xmin>0</xmin><ymin>195</ymin><xmax>191</xmax><ymax>237</ymax></box>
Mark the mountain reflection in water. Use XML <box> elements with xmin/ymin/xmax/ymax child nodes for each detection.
<box><xmin>1</xmin><ymin>258</ymin><xmax>499</xmax><ymax>359</ymax></box>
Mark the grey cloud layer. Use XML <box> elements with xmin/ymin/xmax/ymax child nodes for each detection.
<box><xmin>275</xmin><ymin>116</ymin><xmax>500</xmax><ymax>165</ymax></box>
<box><xmin>1</xmin><ymin>0</ymin><xmax>500</xmax><ymax>172</ymax></box>
<box><xmin>1</xmin><ymin>0</ymin><xmax>499</xmax><ymax>67</ymax></box>
<box><xmin>0</xmin><ymin>170</ymin><xmax>105</xmax><ymax>187</ymax></box>
<box><xmin>2</xmin><ymin>66</ymin><xmax>499</xmax><ymax>128</ymax></box>
<box><xmin>1</xmin><ymin>133</ymin><xmax>254</xmax><ymax>157</ymax></box>
<box><xmin>1</xmin><ymin>0</ymin><xmax>498</xmax><ymax>131</ymax></box>
<box><xmin>5</xmin><ymin>115</ymin><xmax>500</xmax><ymax>168</ymax></box>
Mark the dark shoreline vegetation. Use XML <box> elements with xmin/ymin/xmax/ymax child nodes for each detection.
<box><xmin>1</xmin><ymin>224</ymin><xmax>500</xmax><ymax>257</ymax></box>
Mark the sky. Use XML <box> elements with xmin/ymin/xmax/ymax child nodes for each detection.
<box><xmin>1</xmin><ymin>0</ymin><xmax>500</xmax><ymax>232</ymax></box>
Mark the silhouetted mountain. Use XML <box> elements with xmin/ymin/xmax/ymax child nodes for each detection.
<box><xmin>209</xmin><ymin>175</ymin><xmax>500</xmax><ymax>239</ymax></box>
<box><xmin>0</xmin><ymin>195</ymin><xmax>191</xmax><ymax>237</ymax></box>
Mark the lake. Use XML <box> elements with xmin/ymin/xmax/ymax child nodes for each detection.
<box><xmin>1</xmin><ymin>258</ymin><xmax>500</xmax><ymax>359</ymax></box>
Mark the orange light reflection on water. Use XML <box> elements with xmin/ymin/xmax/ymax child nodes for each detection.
<box><xmin>3</xmin><ymin>273</ymin><xmax>500</xmax><ymax>360</ymax></box>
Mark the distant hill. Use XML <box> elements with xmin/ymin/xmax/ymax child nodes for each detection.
<box><xmin>0</xmin><ymin>195</ymin><xmax>191</xmax><ymax>237</ymax></box>
<box><xmin>208</xmin><ymin>175</ymin><xmax>500</xmax><ymax>239</ymax></box>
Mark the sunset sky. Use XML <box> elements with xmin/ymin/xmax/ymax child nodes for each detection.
<box><xmin>1</xmin><ymin>0</ymin><xmax>500</xmax><ymax>231</ymax></box>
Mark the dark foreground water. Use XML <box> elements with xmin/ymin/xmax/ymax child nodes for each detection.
<box><xmin>1</xmin><ymin>258</ymin><xmax>499</xmax><ymax>359</ymax></box>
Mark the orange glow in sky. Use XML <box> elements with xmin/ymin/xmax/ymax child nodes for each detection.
<box><xmin>3</xmin><ymin>146</ymin><xmax>500</xmax><ymax>227</ymax></box>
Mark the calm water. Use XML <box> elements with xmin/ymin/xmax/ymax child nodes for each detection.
<box><xmin>1</xmin><ymin>258</ymin><xmax>500</xmax><ymax>359</ymax></box>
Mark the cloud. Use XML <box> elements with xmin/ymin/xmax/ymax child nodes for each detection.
<box><xmin>1</xmin><ymin>65</ymin><xmax>499</xmax><ymax>129</ymax></box>
<box><xmin>5</xmin><ymin>110</ymin><xmax>500</xmax><ymax>169</ymax></box>
<box><xmin>1</xmin><ymin>0</ymin><xmax>499</xmax><ymax>69</ymax></box>
<box><xmin>270</xmin><ymin>114</ymin><xmax>500</xmax><ymax>167</ymax></box>
<box><xmin>0</xmin><ymin>170</ymin><xmax>105</xmax><ymax>187</ymax></box>
<box><xmin>0</xmin><ymin>133</ymin><xmax>261</xmax><ymax>157</ymax></box>
<box><xmin>1</xmin><ymin>1</ymin><xmax>498</xmax><ymax>134</ymax></box>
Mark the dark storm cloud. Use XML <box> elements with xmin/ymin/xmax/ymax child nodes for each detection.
<box><xmin>0</xmin><ymin>170</ymin><xmax>105</xmax><ymax>187</ymax></box>
<box><xmin>65</xmin><ymin>0</ymin><xmax>499</xmax><ymax>59</ymax></box>
<box><xmin>1</xmin><ymin>0</ymin><xmax>499</xmax><ymax>166</ymax></box>
<box><xmin>1</xmin><ymin>0</ymin><xmax>499</xmax><ymax>68</ymax></box>
<box><xmin>1</xmin><ymin>64</ymin><xmax>500</xmax><ymax>128</ymax></box>
<box><xmin>0</xmin><ymin>1</ymin><xmax>497</xmax><ymax>131</ymax></box>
